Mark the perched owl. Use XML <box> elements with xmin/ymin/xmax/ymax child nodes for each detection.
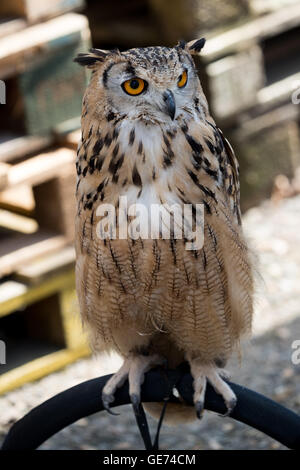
<box><xmin>74</xmin><ymin>39</ymin><xmax>254</xmax><ymax>424</ymax></box>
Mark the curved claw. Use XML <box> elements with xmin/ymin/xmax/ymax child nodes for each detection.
<box><xmin>219</xmin><ymin>398</ymin><xmax>237</xmax><ymax>418</ymax></box>
<box><xmin>102</xmin><ymin>392</ymin><xmax>120</xmax><ymax>416</ymax></box>
<box><xmin>195</xmin><ymin>400</ymin><xmax>204</xmax><ymax>420</ymax></box>
<box><xmin>130</xmin><ymin>393</ymin><xmax>141</xmax><ymax>417</ymax></box>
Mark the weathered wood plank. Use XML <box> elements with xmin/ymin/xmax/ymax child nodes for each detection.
<box><xmin>233</xmin><ymin>105</ymin><xmax>300</xmax><ymax>210</ymax></box>
<box><xmin>0</xmin><ymin>134</ymin><xmax>52</xmax><ymax>163</ymax></box>
<box><xmin>58</xmin><ymin>129</ymin><xmax>81</xmax><ymax>150</ymax></box>
<box><xmin>0</xmin><ymin>13</ymin><xmax>90</xmax><ymax>78</ymax></box>
<box><xmin>249</xmin><ymin>0</ymin><xmax>300</xmax><ymax>15</ymax></box>
<box><xmin>0</xmin><ymin>0</ymin><xmax>84</xmax><ymax>24</ymax></box>
<box><xmin>257</xmin><ymin>71</ymin><xmax>300</xmax><ymax>110</ymax></box>
<box><xmin>0</xmin><ymin>147</ymin><xmax>75</xmax><ymax>191</ymax></box>
<box><xmin>0</xmin><ymin>185</ymin><xmax>35</xmax><ymax>214</ymax></box>
<box><xmin>0</xmin><ymin>18</ymin><xmax>26</xmax><ymax>39</ymax></box>
<box><xmin>32</xmin><ymin>167</ymin><xmax>76</xmax><ymax>241</ymax></box>
<box><xmin>202</xmin><ymin>2</ymin><xmax>300</xmax><ymax>61</ymax></box>
<box><xmin>0</xmin><ymin>345</ymin><xmax>90</xmax><ymax>394</ymax></box>
<box><xmin>14</xmin><ymin>246</ymin><xmax>75</xmax><ymax>284</ymax></box>
<box><xmin>0</xmin><ymin>209</ymin><xmax>37</xmax><ymax>233</ymax></box>
<box><xmin>0</xmin><ymin>270</ymin><xmax>75</xmax><ymax>318</ymax></box>
<box><xmin>207</xmin><ymin>45</ymin><xmax>265</xmax><ymax>119</ymax></box>
<box><xmin>0</xmin><ymin>231</ymin><xmax>68</xmax><ymax>277</ymax></box>
<box><xmin>0</xmin><ymin>162</ymin><xmax>10</xmax><ymax>190</ymax></box>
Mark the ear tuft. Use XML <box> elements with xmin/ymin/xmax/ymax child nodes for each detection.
<box><xmin>187</xmin><ymin>38</ymin><xmax>206</xmax><ymax>54</ymax></box>
<box><xmin>74</xmin><ymin>48</ymin><xmax>110</xmax><ymax>67</ymax></box>
<box><xmin>177</xmin><ymin>39</ymin><xmax>187</xmax><ymax>50</ymax></box>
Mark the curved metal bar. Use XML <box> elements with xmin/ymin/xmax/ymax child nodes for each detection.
<box><xmin>2</xmin><ymin>367</ymin><xmax>300</xmax><ymax>450</ymax></box>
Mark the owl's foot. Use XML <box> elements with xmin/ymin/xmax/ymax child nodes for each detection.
<box><xmin>189</xmin><ymin>361</ymin><xmax>236</xmax><ymax>419</ymax></box>
<box><xmin>102</xmin><ymin>353</ymin><xmax>165</xmax><ymax>415</ymax></box>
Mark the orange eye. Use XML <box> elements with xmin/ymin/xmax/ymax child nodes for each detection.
<box><xmin>122</xmin><ymin>78</ymin><xmax>147</xmax><ymax>96</ymax></box>
<box><xmin>177</xmin><ymin>69</ymin><xmax>188</xmax><ymax>88</ymax></box>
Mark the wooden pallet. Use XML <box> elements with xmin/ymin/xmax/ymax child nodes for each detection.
<box><xmin>0</xmin><ymin>137</ymin><xmax>87</xmax><ymax>394</ymax></box>
<box><xmin>0</xmin><ymin>146</ymin><xmax>77</xmax><ymax>274</ymax></box>
<box><xmin>0</xmin><ymin>13</ymin><xmax>90</xmax><ymax>162</ymax></box>
<box><xmin>232</xmin><ymin>103</ymin><xmax>300</xmax><ymax>210</ymax></box>
<box><xmin>193</xmin><ymin>2</ymin><xmax>300</xmax><ymax>211</ymax></box>
<box><xmin>0</xmin><ymin>265</ymin><xmax>90</xmax><ymax>395</ymax></box>
<box><xmin>0</xmin><ymin>0</ymin><xmax>85</xmax><ymax>25</ymax></box>
<box><xmin>0</xmin><ymin>10</ymin><xmax>91</xmax><ymax>392</ymax></box>
<box><xmin>249</xmin><ymin>0</ymin><xmax>300</xmax><ymax>15</ymax></box>
<box><xmin>203</xmin><ymin>2</ymin><xmax>300</xmax><ymax>121</ymax></box>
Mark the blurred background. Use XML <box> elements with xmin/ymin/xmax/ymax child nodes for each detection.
<box><xmin>0</xmin><ymin>0</ymin><xmax>299</xmax><ymax>450</ymax></box>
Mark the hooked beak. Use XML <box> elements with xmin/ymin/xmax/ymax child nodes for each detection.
<box><xmin>163</xmin><ymin>89</ymin><xmax>176</xmax><ymax>120</ymax></box>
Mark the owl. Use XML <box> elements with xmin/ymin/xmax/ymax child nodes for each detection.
<box><xmin>74</xmin><ymin>39</ymin><xmax>254</xmax><ymax>425</ymax></box>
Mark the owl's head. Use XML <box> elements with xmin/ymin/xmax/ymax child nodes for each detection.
<box><xmin>75</xmin><ymin>39</ymin><xmax>207</xmax><ymax>124</ymax></box>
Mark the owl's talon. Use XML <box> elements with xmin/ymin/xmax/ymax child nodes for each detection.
<box><xmin>101</xmin><ymin>353</ymin><xmax>165</xmax><ymax>419</ymax></box>
<box><xmin>219</xmin><ymin>397</ymin><xmax>237</xmax><ymax>418</ymax></box>
<box><xmin>102</xmin><ymin>393</ymin><xmax>119</xmax><ymax>416</ymax></box>
<box><xmin>189</xmin><ymin>359</ymin><xmax>237</xmax><ymax>422</ymax></box>
<box><xmin>195</xmin><ymin>401</ymin><xmax>204</xmax><ymax>419</ymax></box>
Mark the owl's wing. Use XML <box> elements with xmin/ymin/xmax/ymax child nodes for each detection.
<box><xmin>217</xmin><ymin>127</ymin><xmax>242</xmax><ymax>226</ymax></box>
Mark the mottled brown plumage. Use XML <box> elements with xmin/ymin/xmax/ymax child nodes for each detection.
<box><xmin>75</xmin><ymin>39</ymin><xmax>254</xmax><ymax>422</ymax></box>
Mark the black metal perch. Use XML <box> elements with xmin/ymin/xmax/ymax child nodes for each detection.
<box><xmin>2</xmin><ymin>366</ymin><xmax>300</xmax><ymax>450</ymax></box>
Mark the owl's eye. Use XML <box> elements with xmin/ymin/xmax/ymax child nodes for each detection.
<box><xmin>122</xmin><ymin>78</ymin><xmax>147</xmax><ymax>96</ymax></box>
<box><xmin>177</xmin><ymin>69</ymin><xmax>188</xmax><ymax>88</ymax></box>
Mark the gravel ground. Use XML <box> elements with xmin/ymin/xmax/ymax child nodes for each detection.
<box><xmin>1</xmin><ymin>196</ymin><xmax>300</xmax><ymax>450</ymax></box>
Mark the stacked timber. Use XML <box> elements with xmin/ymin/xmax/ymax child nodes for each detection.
<box><xmin>0</xmin><ymin>6</ymin><xmax>91</xmax><ymax>393</ymax></box>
